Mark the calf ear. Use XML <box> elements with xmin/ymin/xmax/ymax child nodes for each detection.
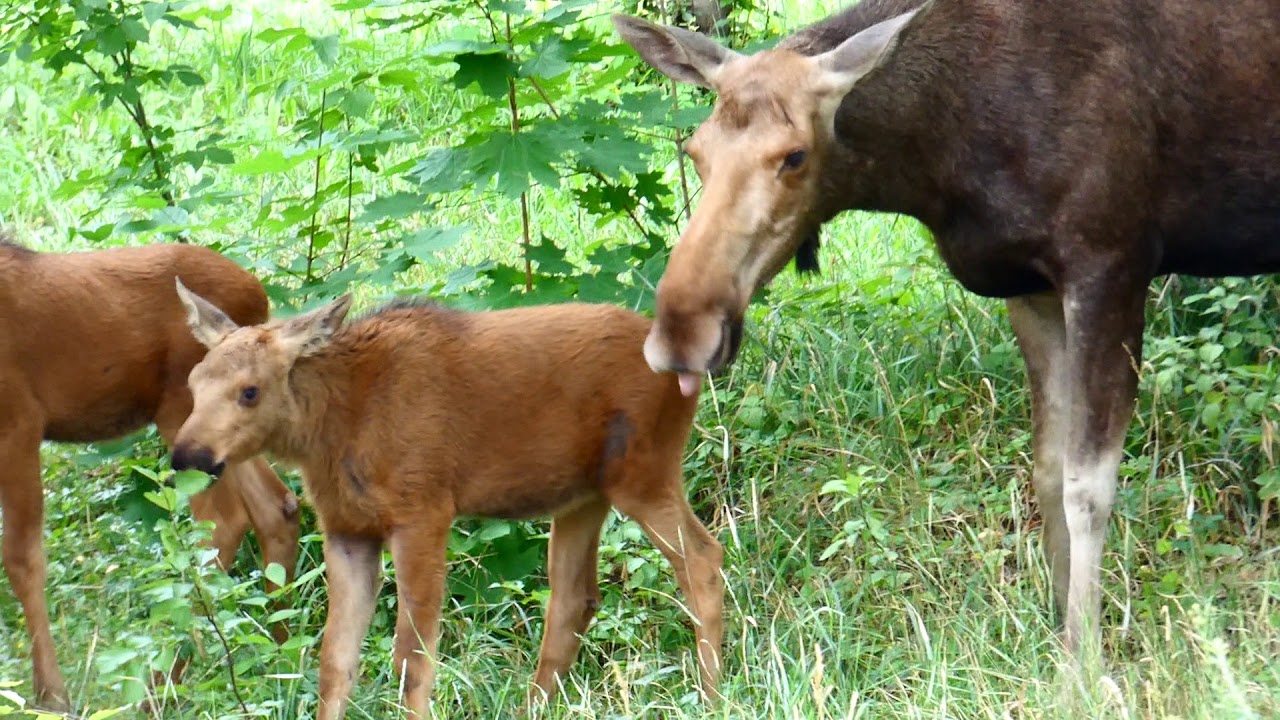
<box><xmin>612</xmin><ymin>14</ymin><xmax>740</xmax><ymax>89</ymax></box>
<box><xmin>279</xmin><ymin>294</ymin><xmax>353</xmax><ymax>359</ymax></box>
<box><xmin>812</xmin><ymin>5</ymin><xmax>925</xmax><ymax>102</ymax></box>
<box><xmin>175</xmin><ymin>278</ymin><xmax>239</xmax><ymax>349</ymax></box>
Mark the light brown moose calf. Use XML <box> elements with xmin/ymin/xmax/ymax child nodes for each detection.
<box><xmin>0</xmin><ymin>238</ymin><xmax>300</xmax><ymax>711</ymax></box>
<box><xmin>170</xmin><ymin>282</ymin><xmax>724</xmax><ymax>718</ymax></box>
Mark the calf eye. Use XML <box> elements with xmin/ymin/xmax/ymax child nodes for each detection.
<box><xmin>781</xmin><ymin>149</ymin><xmax>807</xmax><ymax>171</ymax></box>
<box><xmin>239</xmin><ymin>386</ymin><xmax>260</xmax><ymax>407</ymax></box>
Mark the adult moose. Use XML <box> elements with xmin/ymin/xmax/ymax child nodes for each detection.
<box><xmin>0</xmin><ymin>237</ymin><xmax>301</xmax><ymax>710</ymax></box>
<box><xmin>614</xmin><ymin>0</ymin><xmax>1280</xmax><ymax>658</ymax></box>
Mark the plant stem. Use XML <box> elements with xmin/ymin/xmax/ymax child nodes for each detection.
<box><xmin>306</xmin><ymin>89</ymin><xmax>328</xmax><ymax>285</ymax></box>
<box><xmin>505</xmin><ymin>13</ymin><xmax>533</xmax><ymax>292</ymax></box>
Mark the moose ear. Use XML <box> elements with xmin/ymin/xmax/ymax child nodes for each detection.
<box><xmin>278</xmin><ymin>294</ymin><xmax>353</xmax><ymax>360</ymax></box>
<box><xmin>175</xmin><ymin>278</ymin><xmax>239</xmax><ymax>349</ymax></box>
<box><xmin>612</xmin><ymin>14</ymin><xmax>741</xmax><ymax>89</ymax></box>
<box><xmin>812</xmin><ymin>5</ymin><xmax>924</xmax><ymax>100</ymax></box>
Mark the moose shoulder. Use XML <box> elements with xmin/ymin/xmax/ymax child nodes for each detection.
<box><xmin>614</xmin><ymin>0</ymin><xmax>1280</xmax><ymax>661</ymax></box>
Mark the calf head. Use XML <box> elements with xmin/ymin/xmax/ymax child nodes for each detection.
<box><xmin>613</xmin><ymin>7</ymin><xmax>923</xmax><ymax>391</ymax></box>
<box><xmin>171</xmin><ymin>278</ymin><xmax>352</xmax><ymax>475</ymax></box>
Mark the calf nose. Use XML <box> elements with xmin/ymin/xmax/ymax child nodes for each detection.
<box><xmin>171</xmin><ymin>444</ymin><xmax>226</xmax><ymax>477</ymax></box>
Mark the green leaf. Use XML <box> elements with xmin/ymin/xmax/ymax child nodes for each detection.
<box><xmin>173</xmin><ymin>470</ymin><xmax>210</xmax><ymax>497</ymax></box>
<box><xmin>230</xmin><ymin>147</ymin><xmax>319</xmax><ymax>175</ymax></box>
<box><xmin>311</xmin><ymin>34</ymin><xmax>340</xmax><ymax>66</ymax></box>
<box><xmin>264</xmin><ymin>563</ymin><xmax>288</xmax><ymax>588</ymax></box>
<box><xmin>174</xmin><ymin>69</ymin><xmax>205</xmax><ymax>87</ymax></box>
<box><xmin>377</xmin><ymin>69</ymin><xmax>418</xmax><ymax>88</ymax></box>
<box><xmin>1198</xmin><ymin>343</ymin><xmax>1224</xmax><ymax>364</ymax></box>
<box><xmin>402</xmin><ymin>226</ymin><xmax>468</xmax><ymax>262</ymax></box>
<box><xmin>525</xmin><ymin>240</ymin><xmax>576</xmax><ymax>275</ymax></box>
<box><xmin>451</xmin><ymin>52</ymin><xmax>517</xmax><ymax>98</ymax></box>
<box><xmin>420</xmin><ymin>40</ymin><xmax>506</xmax><ymax>58</ymax></box>
<box><xmin>520</xmin><ymin>37</ymin><xmax>570</xmax><ymax>79</ymax></box>
<box><xmin>467</xmin><ymin>129</ymin><xmax>562</xmax><ymax>197</ymax></box>
<box><xmin>256</xmin><ymin>27</ymin><xmax>306</xmax><ymax>45</ymax></box>
<box><xmin>357</xmin><ymin>192</ymin><xmax>431</xmax><ymax>224</ymax></box>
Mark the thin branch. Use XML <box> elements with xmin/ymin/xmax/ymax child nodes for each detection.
<box><xmin>505</xmin><ymin>13</ymin><xmax>533</xmax><ymax>292</ymax></box>
<box><xmin>341</xmin><ymin>112</ymin><xmax>354</xmax><ymax>269</ymax></box>
<box><xmin>658</xmin><ymin>0</ymin><xmax>693</xmax><ymax>221</ymax></box>
<box><xmin>306</xmin><ymin>89</ymin><xmax>328</xmax><ymax>285</ymax></box>
<box><xmin>189</xmin><ymin>578</ymin><xmax>249</xmax><ymax>715</ymax></box>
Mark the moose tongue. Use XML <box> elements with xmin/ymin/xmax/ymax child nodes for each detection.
<box><xmin>677</xmin><ymin>372</ymin><xmax>703</xmax><ymax>397</ymax></box>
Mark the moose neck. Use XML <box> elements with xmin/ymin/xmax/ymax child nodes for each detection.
<box><xmin>271</xmin><ymin>345</ymin><xmax>359</xmax><ymax>468</ymax></box>
<box><xmin>788</xmin><ymin>0</ymin><xmax>973</xmax><ymax>231</ymax></box>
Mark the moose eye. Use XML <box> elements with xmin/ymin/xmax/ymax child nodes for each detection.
<box><xmin>239</xmin><ymin>386</ymin><xmax>260</xmax><ymax>407</ymax></box>
<box><xmin>781</xmin><ymin>149</ymin><xmax>808</xmax><ymax>171</ymax></box>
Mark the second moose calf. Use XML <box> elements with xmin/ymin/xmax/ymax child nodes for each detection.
<box><xmin>169</xmin><ymin>281</ymin><xmax>723</xmax><ymax>718</ymax></box>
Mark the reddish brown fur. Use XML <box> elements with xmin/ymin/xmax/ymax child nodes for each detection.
<box><xmin>0</xmin><ymin>238</ymin><xmax>300</xmax><ymax>710</ymax></box>
<box><xmin>172</xmin><ymin>295</ymin><xmax>724</xmax><ymax>718</ymax></box>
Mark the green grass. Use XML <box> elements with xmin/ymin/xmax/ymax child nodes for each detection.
<box><xmin>3</xmin><ymin>2</ymin><xmax>1280</xmax><ymax>719</ymax></box>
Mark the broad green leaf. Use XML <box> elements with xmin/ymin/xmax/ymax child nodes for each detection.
<box><xmin>357</xmin><ymin>191</ymin><xmax>431</xmax><ymax>224</ymax></box>
<box><xmin>264</xmin><ymin>563</ymin><xmax>288</xmax><ymax>588</ymax></box>
<box><xmin>230</xmin><ymin>147</ymin><xmax>320</xmax><ymax>175</ymax></box>
<box><xmin>520</xmin><ymin>36</ymin><xmax>569</xmax><ymax>79</ymax></box>
<box><xmin>173</xmin><ymin>470</ymin><xmax>210</xmax><ymax>497</ymax></box>
<box><xmin>311</xmin><ymin>34</ymin><xmax>340</xmax><ymax>66</ymax></box>
<box><xmin>420</xmin><ymin>40</ymin><xmax>506</xmax><ymax>58</ymax></box>
<box><xmin>525</xmin><ymin>240</ymin><xmax>576</xmax><ymax>275</ymax></box>
<box><xmin>467</xmin><ymin>129</ymin><xmax>562</xmax><ymax>197</ymax></box>
<box><xmin>451</xmin><ymin>52</ymin><xmax>517</xmax><ymax>98</ymax></box>
<box><xmin>255</xmin><ymin>27</ymin><xmax>305</xmax><ymax>44</ymax></box>
<box><xmin>402</xmin><ymin>226</ymin><xmax>467</xmax><ymax>262</ymax></box>
<box><xmin>377</xmin><ymin>69</ymin><xmax>418</xmax><ymax>88</ymax></box>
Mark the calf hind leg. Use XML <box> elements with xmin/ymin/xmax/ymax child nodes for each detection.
<box><xmin>530</xmin><ymin>498</ymin><xmax>612</xmax><ymax>705</ymax></box>
<box><xmin>0</xmin><ymin>417</ymin><xmax>68</xmax><ymax>710</ymax></box>
<box><xmin>609</xmin><ymin>471</ymin><xmax>724</xmax><ymax>701</ymax></box>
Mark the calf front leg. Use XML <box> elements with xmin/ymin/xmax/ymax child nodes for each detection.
<box><xmin>530</xmin><ymin>498</ymin><xmax>611</xmax><ymax>704</ymax></box>
<box><xmin>0</xmin><ymin>416</ymin><xmax>68</xmax><ymax>711</ymax></box>
<box><xmin>317</xmin><ymin>534</ymin><xmax>382</xmax><ymax>720</ymax></box>
<box><xmin>388</xmin><ymin>520</ymin><xmax>451</xmax><ymax>716</ymax></box>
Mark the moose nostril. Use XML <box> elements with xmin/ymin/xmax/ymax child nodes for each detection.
<box><xmin>171</xmin><ymin>445</ymin><xmax>221</xmax><ymax>476</ymax></box>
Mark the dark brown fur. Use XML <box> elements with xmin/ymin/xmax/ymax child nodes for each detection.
<box><xmin>0</xmin><ymin>241</ymin><xmax>300</xmax><ymax>710</ymax></box>
<box><xmin>615</xmin><ymin>0</ymin><xmax>1280</xmax><ymax>661</ymax></box>
<box><xmin>171</xmin><ymin>296</ymin><xmax>724</xmax><ymax>718</ymax></box>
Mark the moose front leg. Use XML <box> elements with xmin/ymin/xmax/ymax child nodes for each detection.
<box><xmin>1058</xmin><ymin>277</ymin><xmax>1146</xmax><ymax>658</ymax></box>
<box><xmin>388</xmin><ymin>520</ymin><xmax>451</xmax><ymax>717</ymax></box>
<box><xmin>1008</xmin><ymin>293</ymin><xmax>1072</xmax><ymax>619</ymax></box>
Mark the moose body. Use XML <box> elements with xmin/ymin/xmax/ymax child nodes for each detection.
<box><xmin>0</xmin><ymin>239</ymin><xmax>300</xmax><ymax>709</ymax></box>
<box><xmin>170</xmin><ymin>289</ymin><xmax>723</xmax><ymax>718</ymax></box>
<box><xmin>614</xmin><ymin>0</ymin><xmax>1280</xmax><ymax>658</ymax></box>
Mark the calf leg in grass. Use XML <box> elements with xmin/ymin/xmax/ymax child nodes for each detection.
<box><xmin>389</xmin><ymin>519</ymin><xmax>452</xmax><ymax>717</ymax></box>
<box><xmin>317</xmin><ymin>534</ymin><xmax>382</xmax><ymax>720</ymax></box>
<box><xmin>609</xmin><ymin>475</ymin><xmax>724</xmax><ymax>700</ymax></box>
<box><xmin>530</xmin><ymin>498</ymin><xmax>612</xmax><ymax>703</ymax></box>
<box><xmin>0</xmin><ymin>403</ymin><xmax>68</xmax><ymax>711</ymax></box>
